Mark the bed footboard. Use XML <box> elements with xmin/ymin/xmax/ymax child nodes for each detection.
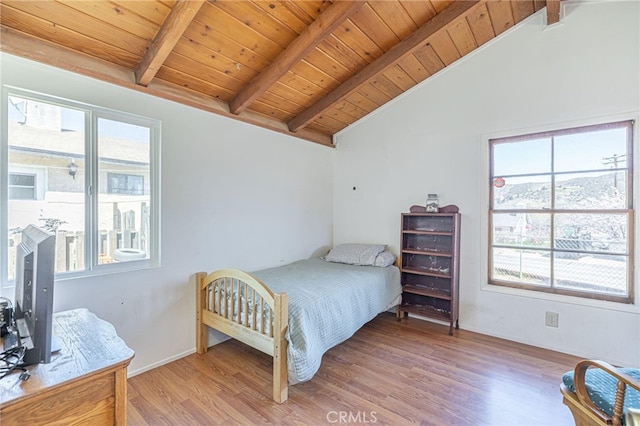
<box><xmin>196</xmin><ymin>269</ymin><xmax>289</xmax><ymax>403</ymax></box>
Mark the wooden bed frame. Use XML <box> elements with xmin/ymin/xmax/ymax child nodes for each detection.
<box><xmin>560</xmin><ymin>360</ymin><xmax>640</xmax><ymax>426</ymax></box>
<box><xmin>195</xmin><ymin>269</ymin><xmax>289</xmax><ymax>403</ymax></box>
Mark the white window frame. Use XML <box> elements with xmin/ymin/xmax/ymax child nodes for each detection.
<box><xmin>0</xmin><ymin>86</ymin><xmax>161</xmax><ymax>288</ymax></box>
<box><xmin>7</xmin><ymin>167</ymin><xmax>44</xmax><ymax>201</ymax></box>
<box><xmin>486</xmin><ymin>119</ymin><xmax>634</xmax><ymax>304</ymax></box>
<box><xmin>8</xmin><ymin>165</ymin><xmax>46</xmax><ymax>200</ymax></box>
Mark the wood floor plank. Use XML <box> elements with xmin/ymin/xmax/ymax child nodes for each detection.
<box><xmin>127</xmin><ymin>313</ymin><xmax>581</xmax><ymax>425</ymax></box>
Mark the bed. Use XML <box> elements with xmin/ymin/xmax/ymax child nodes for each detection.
<box><xmin>195</xmin><ymin>249</ymin><xmax>401</xmax><ymax>403</ymax></box>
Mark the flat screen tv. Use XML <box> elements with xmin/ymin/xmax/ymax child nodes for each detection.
<box><xmin>14</xmin><ymin>224</ymin><xmax>56</xmax><ymax>364</ymax></box>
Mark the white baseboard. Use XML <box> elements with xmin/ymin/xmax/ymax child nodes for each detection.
<box><xmin>127</xmin><ymin>334</ymin><xmax>232</xmax><ymax>378</ymax></box>
<box><xmin>127</xmin><ymin>348</ymin><xmax>195</xmax><ymax>378</ymax></box>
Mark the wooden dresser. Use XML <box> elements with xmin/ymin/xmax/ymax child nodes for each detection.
<box><xmin>0</xmin><ymin>308</ymin><xmax>134</xmax><ymax>425</ymax></box>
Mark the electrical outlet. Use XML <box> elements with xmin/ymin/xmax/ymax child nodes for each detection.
<box><xmin>545</xmin><ymin>311</ymin><xmax>559</xmax><ymax>328</ymax></box>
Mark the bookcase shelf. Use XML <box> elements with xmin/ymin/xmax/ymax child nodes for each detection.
<box><xmin>398</xmin><ymin>212</ymin><xmax>461</xmax><ymax>335</ymax></box>
<box><xmin>402</xmin><ymin>285</ymin><xmax>451</xmax><ymax>300</ymax></box>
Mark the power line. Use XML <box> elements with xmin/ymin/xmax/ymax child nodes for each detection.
<box><xmin>601</xmin><ymin>153</ymin><xmax>626</xmax><ymax>168</ymax></box>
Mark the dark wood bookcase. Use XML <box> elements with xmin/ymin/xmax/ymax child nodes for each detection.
<box><xmin>398</xmin><ymin>212</ymin><xmax>461</xmax><ymax>335</ymax></box>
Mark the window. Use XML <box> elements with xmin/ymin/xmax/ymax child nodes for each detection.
<box><xmin>488</xmin><ymin>120</ymin><xmax>634</xmax><ymax>303</ymax></box>
<box><xmin>107</xmin><ymin>173</ymin><xmax>144</xmax><ymax>195</ymax></box>
<box><xmin>1</xmin><ymin>87</ymin><xmax>160</xmax><ymax>284</ymax></box>
<box><xmin>8</xmin><ymin>173</ymin><xmax>36</xmax><ymax>200</ymax></box>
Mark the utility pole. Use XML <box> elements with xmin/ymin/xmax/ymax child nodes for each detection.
<box><xmin>602</xmin><ymin>154</ymin><xmax>626</xmax><ymax>189</ymax></box>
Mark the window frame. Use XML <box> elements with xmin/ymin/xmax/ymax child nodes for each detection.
<box><xmin>0</xmin><ymin>86</ymin><xmax>161</xmax><ymax>287</ymax></box>
<box><xmin>488</xmin><ymin>120</ymin><xmax>634</xmax><ymax>304</ymax></box>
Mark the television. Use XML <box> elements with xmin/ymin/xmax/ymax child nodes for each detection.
<box><xmin>14</xmin><ymin>224</ymin><xmax>57</xmax><ymax>364</ymax></box>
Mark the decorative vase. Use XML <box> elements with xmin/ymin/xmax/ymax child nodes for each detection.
<box><xmin>426</xmin><ymin>193</ymin><xmax>439</xmax><ymax>213</ymax></box>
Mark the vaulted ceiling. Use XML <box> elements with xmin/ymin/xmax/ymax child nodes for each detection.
<box><xmin>0</xmin><ymin>0</ymin><xmax>560</xmax><ymax>147</ymax></box>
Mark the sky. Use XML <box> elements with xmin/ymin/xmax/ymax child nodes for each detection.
<box><xmin>493</xmin><ymin>127</ymin><xmax>628</xmax><ymax>178</ymax></box>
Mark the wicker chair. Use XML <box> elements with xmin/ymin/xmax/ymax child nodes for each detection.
<box><xmin>561</xmin><ymin>360</ymin><xmax>640</xmax><ymax>426</ymax></box>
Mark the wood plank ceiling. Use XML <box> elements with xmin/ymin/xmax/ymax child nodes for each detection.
<box><xmin>0</xmin><ymin>0</ymin><xmax>560</xmax><ymax>147</ymax></box>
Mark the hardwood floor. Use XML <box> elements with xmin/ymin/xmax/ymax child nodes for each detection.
<box><xmin>127</xmin><ymin>313</ymin><xmax>581</xmax><ymax>425</ymax></box>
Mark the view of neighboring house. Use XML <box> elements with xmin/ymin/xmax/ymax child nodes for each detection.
<box><xmin>7</xmin><ymin>97</ymin><xmax>151</xmax><ymax>277</ymax></box>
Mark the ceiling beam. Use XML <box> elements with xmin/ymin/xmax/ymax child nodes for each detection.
<box><xmin>0</xmin><ymin>26</ymin><xmax>333</xmax><ymax>147</ymax></box>
<box><xmin>228</xmin><ymin>1</ymin><xmax>365</xmax><ymax>115</ymax></box>
<box><xmin>288</xmin><ymin>0</ymin><xmax>481</xmax><ymax>133</ymax></box>
<box><xmin>135</xmin><ymin>0</ymin><xmax>206</xmax><ymax>87</ymax></box>
<box><xmin>546</xmin><ymin>0</ymin><xmax>561</xmax><ymax>25</ymax></box>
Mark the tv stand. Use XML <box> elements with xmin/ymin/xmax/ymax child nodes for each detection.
<box><xmin>0</xmin><ymin>309</ymin><xmax>134</xmax><ymax>425</ymax></box>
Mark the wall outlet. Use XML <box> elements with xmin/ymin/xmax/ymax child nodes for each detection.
<box><xmin>545</xmin><ymin>311</ymin><xmax>559</xmax><ymax>328</ymax></box>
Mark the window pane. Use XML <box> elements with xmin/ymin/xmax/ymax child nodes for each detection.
<box><xmin>9</xmin><ymin>174</ymin><xmax>35</xmax><ymax>186</ymax></box>
<box><xmin>97</xmin><ymin>118</ymin><xmax>151</xmax><ymax>265</ymax></box>
<box><xmin>493</xmin><ymin>138</ymin><xmax>551</xmax><ymax>176</ymax></box>
<box><xmin>555</xmin><ymin>171</ymin><xmax>626</xmax><ymax>210</ymax></box>
<box><xmin>554</xmin><ymin>127</ymin><xmax>628</xmax><ymax>173</ymax></box>
<box><xmin>7</xmin><ymin>96</ymin><xmax>85</xmax><ymax>280</ymax></box>
<box><xmin>493</xmin><ymin>175</ymin><xmax>551</xmax><ymax>210</ymax></box>
<box><xmin>553</xmin><ymin>252</ymin><xmax>627</xmax><ymax>296</ymax></box>
<box><xmin>491</xmin><ymin>247</ymin><xmax>550</xmax><ymax>286</ymax></box>
<box><xmin>493</xmin><ymin>213</ymin><xmax>550</xmax><ymax>248</ymax></box>
<box><xmin>554</xmin><ymin>213</ymin><xmax>628</xmax><ymax>254</ymax></box>
<box><xmin>8</xmin><ymin>187</ymin><xmax>36</xmax><ymax>200</ymax></box>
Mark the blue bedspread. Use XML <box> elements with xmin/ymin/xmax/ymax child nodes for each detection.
<box><xmin>252</xmin><ymin>257</ymin><xmax>401</xmax><ymax>384</ymax></box>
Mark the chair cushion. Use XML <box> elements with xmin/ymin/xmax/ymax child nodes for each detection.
<box><xmin>563</xmin><ymin>367</ymin><xmax>640</xmax><ymax>423</ymax></box>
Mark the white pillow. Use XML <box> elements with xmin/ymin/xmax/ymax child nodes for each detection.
<box><xmin>374</xmin><ymin>251</ymin><xmax>396</xmax><ymax>267</ymax></box>
<box><xmin>323</xmin><ymin>244</ymin><xmax>387</xmax><ymax>266</ymax></box>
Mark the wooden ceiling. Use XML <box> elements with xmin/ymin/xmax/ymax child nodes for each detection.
<box><xmin>0</xmin><ymin>0</ymin><xmax>560</xmax><ymax>147</ymax></box>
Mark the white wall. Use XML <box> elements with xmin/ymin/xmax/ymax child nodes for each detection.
<box><xmin>0</xmin><ymin>53</ymin><xmax>334</xmax><ymax>374</ymax></box>
<box><xmin>334</xmin><ymin>1</ymin><xmax>640</xmax><ymax>366</ymax></box>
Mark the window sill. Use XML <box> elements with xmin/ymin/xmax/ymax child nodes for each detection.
<box><xmin>481</xmin><ymin>282</ymin><xmax>639</xmax><ymax>314</ymax></box>
<box><xmin>1</xmin><ymin>258</ymin><xmax>160</xmax><ymax>292</ymax></box>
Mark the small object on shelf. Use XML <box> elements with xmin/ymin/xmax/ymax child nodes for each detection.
<box><xmin>397</xmin><ymin>212</ymin><xmax>461</xmax><ymax>335</ymax></box>
<box><xmin>426</xmin><ymin>194</ymin><xmax>439</xmax><ymax>213</ymax></box>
